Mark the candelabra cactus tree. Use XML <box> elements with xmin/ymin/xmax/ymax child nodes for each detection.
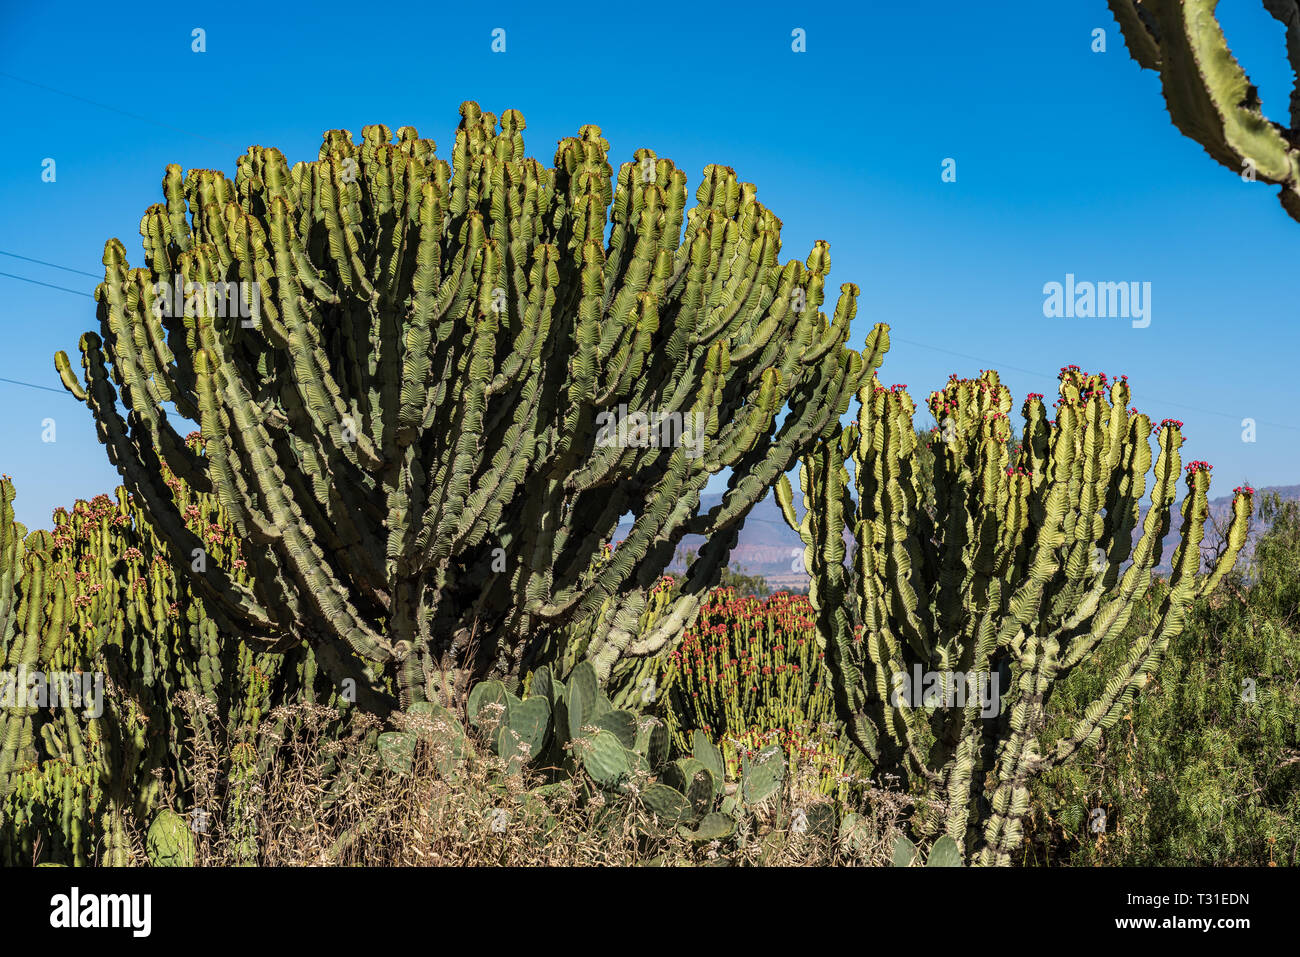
<box><xmin>1</xmin><ymin>459</ymin><xmax>339</xmax><ymax>865</ymax></box>
<box><xmin>57</xmin><ymin>101</ymin><xmax>882</xmax><ymax>710</ymax></box>
<box><xmin>0</xmin><ymin>481</ymin><xmax>74</xmax><ymax>795</ymax></box>
<box><xmin>1107</xmin><ymin>0</ymin><xmax>1300</xmax><ymax>222</ymax></box>
<box><xmin>777</xmin><ymin>365</ymin><xmax>1254</xmax><ymax>865</ymax></box>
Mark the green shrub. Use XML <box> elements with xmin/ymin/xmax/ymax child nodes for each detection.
<box><xmin>1032</xmin><ymin>493</ymin><xmax>1300</xmax><ymax>866</ymax></box>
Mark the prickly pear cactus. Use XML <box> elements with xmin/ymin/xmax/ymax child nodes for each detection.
<box><xmin>145</xmin><ymin>808</ymin><xmax>195</xmax><ymax>866</ymax></box>
<box><xmin>893</xmin><ymin>833</ymin><xmax>963</xmax><ymax>867</ymax></box>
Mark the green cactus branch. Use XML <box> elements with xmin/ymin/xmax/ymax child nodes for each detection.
<box><xmin>1108</xmin><ymin>0</ymin><xmax>1300</xmax><ymax>221</ymax></box>
<box><xmin>57</xmin><ymin>102</ymin><xmax>883</xmax><ymax>710</ymax></box>
<box><xmin>778</xmin><ymin>364</ymin><xmax>1255</xmax><ymax>865</ymax></box>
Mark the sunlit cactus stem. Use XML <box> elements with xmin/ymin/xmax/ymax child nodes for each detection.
<box><xmin>1108</xmin><ymin>0</ymin><xmax>1300</xmax><ymax>222</ymax></box>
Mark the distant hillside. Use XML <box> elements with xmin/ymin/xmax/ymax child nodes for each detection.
<box><xmin>615</xmin><ymin>485</ymin><xmax>1299</xmax><ymax>589</ymax></box>
<box><xmin>615</xmin><ymin>491</ymin><xmax>809</xmax><ymax>590</ymax></box>
<box><xmin>1151</xmin><ymin>484</ymin><xmax>1298</xmax><ymax>576</ymax></box>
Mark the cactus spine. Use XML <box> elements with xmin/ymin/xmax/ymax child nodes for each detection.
<box><xmin>777</xmin><ymin>361</ymin><xmax>1254</xmax><ymax>865</ymax></box>
<box><xmin>56</xmin><ymin>102</ymin><xmax>885</xmax><ymax>708</ymax></box>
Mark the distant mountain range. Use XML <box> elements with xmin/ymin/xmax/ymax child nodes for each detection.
<box><xmin>615</xmin><ymin>485</ymin><xmax>1299</xmax><ymax>589</ymax></box>
<box><xmin>614</xmin><ymin>491</ymin><xmax>810</xmax><ymax>589</ymax></box>
<box><xmin>1151</xmin><ymin>484</ymin><xmax>1299</xmax><ymax>576</ymax></box>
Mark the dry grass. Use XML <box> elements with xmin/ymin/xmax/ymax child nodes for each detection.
<box><xmin>154</xmin><ymin>698</ymin><xmax>912</xmax><ymax>867</ymax></box>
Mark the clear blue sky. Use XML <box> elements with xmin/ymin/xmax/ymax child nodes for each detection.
<box><xmin>1</xmin><ymin>0</ymin><xmax>1296</xmax><ymax>530</ymax></box>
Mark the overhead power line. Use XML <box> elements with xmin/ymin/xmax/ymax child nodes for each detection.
<box><xmin>1</xmin><ymin>246</ymin><xmax>1294</xmax><ymax>433</ymax></box>
<box><xmin>0</xmin><ymin>250</ymin><xmax>101</xmax><ymax>278</ymax></box>
<box><xmin>0</xmin><ymin>270</ymin><xmax>93</xmax><ymax>298</ymax></box>
<box><xmin>0</xmin><ymin>70</ymin><xmax>242</xmax><ymax>150</ymax></box>
<box><xmin>0</xmin><ymin>375</ymin><xmax>72</xmax><ymax>396</ymax></box>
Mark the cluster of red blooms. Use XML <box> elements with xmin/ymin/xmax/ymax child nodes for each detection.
<box><xmin>928</xmin><ymin>394</ymin><xmax>959</xmax><ymax>417</ymax></box>
<box><xmin>66</xmin><ymin>495</ymin><xmax>119</xmax><ymax>526</ymax></box>
<box><xmin>664</xmin><ymin>589</ymin><xmax>828</xmax><ymax>743</ymax></box>
<box><xmin>1185</xmin><ymin>461</ymin><xmax>1213</xmax><ymax>474</ymax></box>
<box><xmin>52</xmin><ymin>496</ymin><xmax>133</xmax><ymax>547</ymax></box>
<box><xmin>1234</xmin><ymin>485</ymin><xmax>1255</xmax><ymax>496</ymax></box>
<box><xmin>730</xmin><ymin>725</ymin><xmax>832</xmax><ymax>762</ymax></box>
<box><xmin>1004</xmin><ymin>465</ymin><xmax>1031</xmax><ymax>477</ymax></box>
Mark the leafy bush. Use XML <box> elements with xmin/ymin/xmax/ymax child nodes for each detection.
<box><xmin>178</xmin><ymin>689</ymin><xmax>908</xmax><ymax>866</ymax></box>
<box><xmin>1032</xmin><ymin>493</ymin><xmax>1300</xmax><ymax>866</ymax></box>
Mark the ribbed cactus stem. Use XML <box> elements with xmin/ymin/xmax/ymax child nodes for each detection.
<box><xmin>1</xmin><ymin>454</ymin><xmax>345</xmax><ymax>865</ymax></box>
